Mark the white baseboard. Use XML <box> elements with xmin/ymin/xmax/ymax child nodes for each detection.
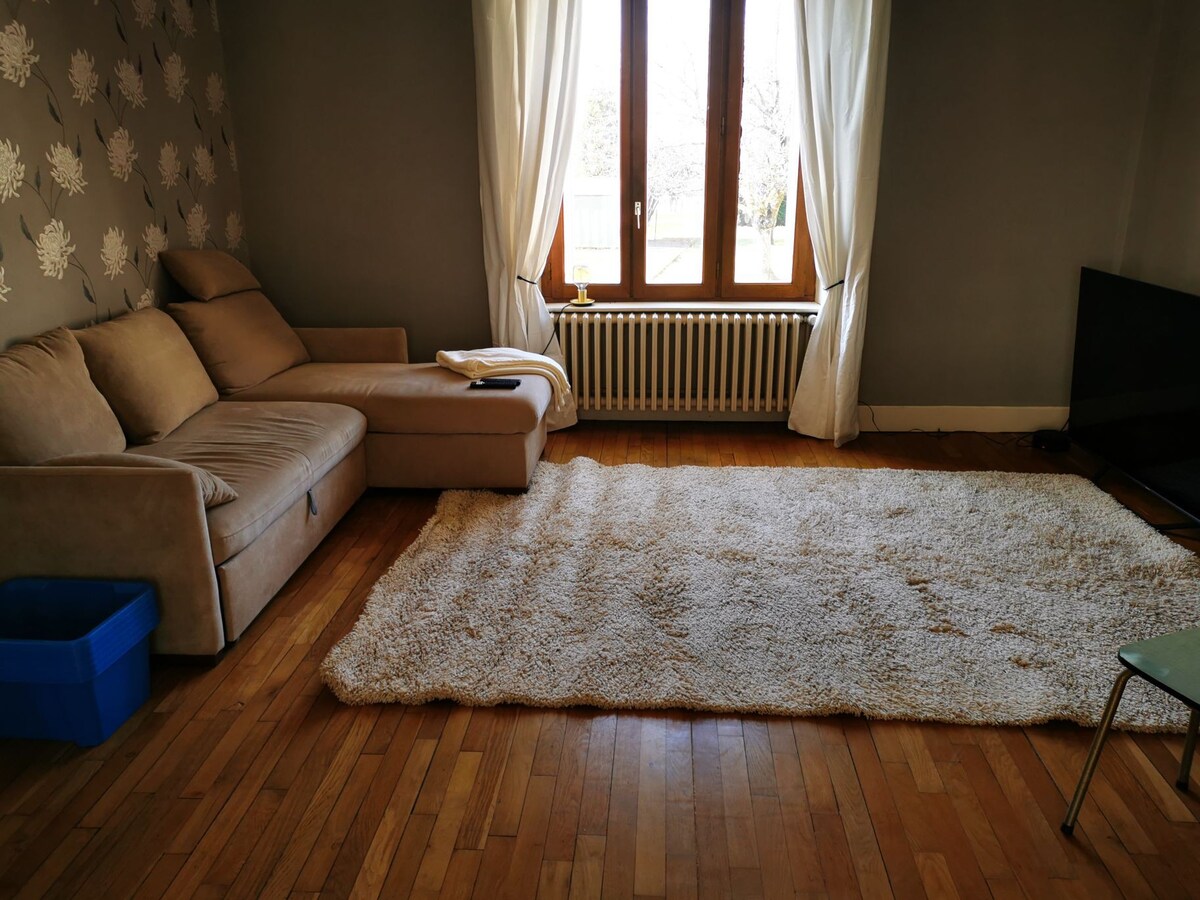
<box><xmin>857</xmin><ymin>405</ymin><xmax>1069</xmax><ymax>434</ymax></box>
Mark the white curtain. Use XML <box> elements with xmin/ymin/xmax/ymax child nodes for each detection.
<box><xmin>787</xmin><ymin>0</ymin><xmax>891</xmax><ymax>446</ymax></box>
<box><xmin>472</xmin><ymin>0</ymin><xmax>581</xmax><ymax>430</ymax></box>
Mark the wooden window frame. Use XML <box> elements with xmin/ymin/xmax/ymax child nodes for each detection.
<box><xmin>543</xmin><ymin>0</ymin><xmax>815</xmax><ymax>303</ymax></box>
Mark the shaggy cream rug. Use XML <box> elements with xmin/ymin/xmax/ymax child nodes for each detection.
<box><xmin>322</xmin><ymin>459</ymin><xmax>1200</xmax><ymax>730</ymax></box>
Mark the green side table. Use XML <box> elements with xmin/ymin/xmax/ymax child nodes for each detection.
<box><xmin>1062</xmin><ymin>628</ymin><xmax>1200</xmax><ymax>835</ymax></box>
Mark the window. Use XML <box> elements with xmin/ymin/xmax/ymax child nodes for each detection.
<box><xmin>543</xmin><ymin>0</ymin><xmax>816</xmax><ymax>302</ymax></box>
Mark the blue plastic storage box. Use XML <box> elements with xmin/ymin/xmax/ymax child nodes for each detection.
<box><xmin>0</xmin><ymin>579</ymin><xmax>159</xmax><ymax>746</ymax></box>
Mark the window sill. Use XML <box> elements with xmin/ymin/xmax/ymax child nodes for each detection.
<box><xmin>546</xmin><ymin>299</ymin><xmax>820</xmax><ymax>315</ymax></box>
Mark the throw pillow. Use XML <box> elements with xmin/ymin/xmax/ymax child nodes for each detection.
<box><xmin>159</xmin><ymin>249</ymin><xmax>262</xmax><ymax>301</ymax></box>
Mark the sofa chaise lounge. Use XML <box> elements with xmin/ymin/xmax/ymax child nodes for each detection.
<box><xmin>0</xmin><ymin>251</ymin><xmax>552</xmax><ymax>655</ymax></box>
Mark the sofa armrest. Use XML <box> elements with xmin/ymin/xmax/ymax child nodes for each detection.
<box><xmin>293</xmin><ymin>327</ymin><xmax>409</xmax><ymax>364</ymax></box>
<box><xmin>0</xmin><ymin>465</ymin><xmax>225</xmax><ymax>655</ymax></box>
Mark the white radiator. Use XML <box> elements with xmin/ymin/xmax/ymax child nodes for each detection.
<box><xmin>559</xmin><ymin>311</ymin><xmax>812</xmax><ymax>420</ymax></box>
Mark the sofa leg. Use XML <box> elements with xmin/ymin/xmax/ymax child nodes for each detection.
<box><xmin>153</xmin><ymin>646</ymin><xmax>229</xmax><ymax>668</ymax></box>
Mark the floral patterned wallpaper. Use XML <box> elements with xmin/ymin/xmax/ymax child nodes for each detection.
<box><xmin>0</xmin><ymin>0</ymin><xmax>245</xmax><ymax>346</ymax></box>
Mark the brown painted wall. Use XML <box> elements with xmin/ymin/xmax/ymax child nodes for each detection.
<box><xmin>861</xmin><ymin>0</ymin><xmax>1161</xmax><ymax>407</ymax></box>
<box><xmin>1120</xmin><ymin>0</ymin><xmax>1200</xmax><ymax>296</ymax></box>
<box><xmin>219</xmin><ymin>1</ymin><xmax>1191</xmax><ymax>407</ymax></box>
<box><xmin>219</xmin><ymin>0</ymin><xmax>491</xmax><ymax>364</ymax></box>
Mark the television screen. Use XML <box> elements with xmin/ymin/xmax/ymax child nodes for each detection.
<box><xmin>1069</xmin><ymin>268</ymin><xmax>1200</xmax><ymax>521</ymax></box>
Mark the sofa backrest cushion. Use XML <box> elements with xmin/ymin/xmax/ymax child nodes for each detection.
<box><xmin>166</xmin><ymin>291</ymin><xmax>310</xmax><ymax>393</ymax></box>
<box><xmin>159</xmin><ymin>249</ymin><xmax>261</xmax><ymax>301</ymax></box>
<box><xmin>74</xmin><ymin>308</ymin><xmax>219</xmax><ymax>444</ymax></box>
<box><xmin>41</xmin><ymin>452</ymin><xmax>238</xmax><ymax>508</ymax></box>
<box><xmin>0</xmin><ymin>328</ymin><xmax>127</xmax><ymax>465</ymax></box>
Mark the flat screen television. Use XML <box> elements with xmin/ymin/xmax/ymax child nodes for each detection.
<box><xmin>1069</xmin><ymin>267</ymin><xmax>1200</xmax><ymax>522</ymax></box>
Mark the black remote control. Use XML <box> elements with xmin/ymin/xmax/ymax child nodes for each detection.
<box><xmin>469</xmin><ymin>378</ymin><xmax>521</xmax><ymax>390</ymax></box>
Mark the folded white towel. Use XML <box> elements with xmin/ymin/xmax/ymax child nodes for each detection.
<box><xmin>436</xmin><ymin>347</ymin><xmax>572</xmax><ymax>412</ymax></box>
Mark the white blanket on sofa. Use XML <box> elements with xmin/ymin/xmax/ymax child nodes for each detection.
<box><xmin>436</xmin><ymin>348</ymin><xmax>576</xmax><ymax>430</ymax></box>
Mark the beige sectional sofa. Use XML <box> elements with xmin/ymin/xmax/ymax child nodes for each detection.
<box><xmin>0</xmin><ymin>250</ymin><xmax>551</xmax><ymax>656</ymax></box>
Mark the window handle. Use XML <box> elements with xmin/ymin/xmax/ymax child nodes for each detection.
<box><xmin>634</xmin><ymin>201</ymin><xmax>642</xmax><ymax>230</ymax></box>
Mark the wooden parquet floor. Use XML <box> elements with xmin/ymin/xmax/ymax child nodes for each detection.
<box><xmin>2</xmin><ymin>423</ymin><xmax>1199</xmax><ymax>899</ymax></box>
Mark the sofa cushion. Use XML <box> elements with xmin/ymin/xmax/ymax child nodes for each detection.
<box><xmin>128</xmin><ymin>401</ymin><xmax>366</xmax><ymax>563</ymax></box>
<box><xmin>41</xmin><ymin>452</ymin><xmax>237</xmax><ymax>509</ymax></box>
<box><xmin>74</xmin><ymin>308</ymin><xmax>218</xmax><ymax>443</ymax></box>
<box><xmin>234</xmin><ymin>362</ymin><xmax>552</xmax><ymax>435</ymax></box>
<box><xmin>160</xmin><ymin>249</ymin><xmax>261</xmax><ymax>301</ymax></box>
<box><xmin>167</xmin><ymin>292</ymin><xmax>310</xmax><ymax>394</ymax></box>
<box><xmin>0</xmin><ymin>327</ymin><xmax>126</xmax><ymax>464</ymax></box>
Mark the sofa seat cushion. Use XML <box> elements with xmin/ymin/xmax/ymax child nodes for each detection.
<box><xmin>128</xmin><ymin>401</ymin><xmax>366</xmax><ymax>563</ymax></box>
<box><xmin>233</xmin><ymin>362</ymin><xmax>552</xmax><ymax>435</ymax></box>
